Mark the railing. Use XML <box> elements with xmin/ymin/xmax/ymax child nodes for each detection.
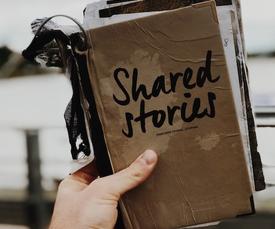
<box><xmin>25</xmin><ymin>130</ymin><xmax>49</xmax><ymax>229</ymax></box>
<box><xmin>0</xmin><ymin>127</ymin><xmax>67</xmax><ymax>229</ymax></box>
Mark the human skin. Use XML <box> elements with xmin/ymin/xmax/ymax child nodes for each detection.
<box><xmin>49</xmin><ymin>149</ymin><xmax>158</xmax><ymax>229</ymax></box>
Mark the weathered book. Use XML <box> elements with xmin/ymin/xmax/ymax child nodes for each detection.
<box><xmin>84</xmin><ymin>1</ymin><xmax>254</xmax><ymax>228</ymax></box>
<box><xmin>83</xmin><ymin>0</ymin><xmax>265</xmax><ymax>192</ymax></box>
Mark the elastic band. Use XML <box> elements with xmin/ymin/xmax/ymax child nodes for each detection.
<box><xmin>34</xmin><ymin>14</ymin><xmax>89</xmax><ymax>51</ymax></box>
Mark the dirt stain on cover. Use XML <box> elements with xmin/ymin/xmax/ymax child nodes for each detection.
<box><xmin>195</xmin><ymin>133</ymin><xmax>220</xmax><ymax>151</ymax></box>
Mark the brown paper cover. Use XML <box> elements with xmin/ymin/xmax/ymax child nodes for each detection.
<box><xmin>86</xmin><ymin>1</ymin><xmax>254</xmax><ymax>228</ymax></box>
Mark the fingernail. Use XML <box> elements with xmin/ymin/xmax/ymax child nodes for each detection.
<box><xmin>141</xmin><ymin>150</ymin><xmax>157</xmax><ymax>165</ymax></box>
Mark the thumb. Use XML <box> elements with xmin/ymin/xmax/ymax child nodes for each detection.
<box><xmin>88</xmin><ymin>150</ymin><xmax>158</xmax><ymax>198</ymax></box>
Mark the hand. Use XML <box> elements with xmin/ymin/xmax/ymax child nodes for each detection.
<box><xmin>49</xmin><ymin>149</ymin><xmax>158</xmax><ymax>229</ymax></box>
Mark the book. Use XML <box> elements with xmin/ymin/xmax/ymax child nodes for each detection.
<box><xmin>84</xmin><ymin>1</ymin><xmax>255</xmax><ymax>228</ymax></box>
<box><xmin>22</xmin><ymin>0</ymin><xmax>266</xmax><ymax>227</ymax></box>
<box><xmin>83</xmin><ymin>0</ymin><xmax>265</xmax><ymax>193</ymax></box>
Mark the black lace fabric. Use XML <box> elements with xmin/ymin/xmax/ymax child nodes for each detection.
<box><xmin>64</xmin><ymin>54</ymin><xmax>91</xmax><ymax>160</ymax></box>
<box><xmin>22</xmin><ymin>17</ymin><xmax>91</xmax><ymax>160</ymax></box>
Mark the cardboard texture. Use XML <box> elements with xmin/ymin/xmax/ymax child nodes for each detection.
<box><xmin>89</xmin><ymin>0</ymin><xmax>265</xmax><ymax>192</ymax></box>
<box><xmin>86</xmin><ymin>1</ymin><xmax>253</xmax><ymax>228</ymax></box>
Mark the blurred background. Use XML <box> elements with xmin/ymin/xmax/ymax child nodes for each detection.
<box><xmin>0</xmin><ymin>0</ymin><xmax>275</xmax><ymax>228</ymax></box>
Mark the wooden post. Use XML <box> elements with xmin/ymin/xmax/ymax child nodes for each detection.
<box><xmin>25</xmin><ymin>129</ymin><xmax>47</xmax><ymax>229</ymax></box>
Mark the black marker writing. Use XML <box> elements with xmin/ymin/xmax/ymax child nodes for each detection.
<box><xmin>113</xmin><ymin>50</ymin><xmax>220</xmax><ymax>137</ymax></box>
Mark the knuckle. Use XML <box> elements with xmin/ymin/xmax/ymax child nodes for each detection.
<box><xmin>88</xmin><ymin>178</ymin><xmax>118</xmax><ymax>198</ymax></box>
<box><xmin>91</xmin><ymin>178</ymin><xmax>102</xmax><ymax>187</ymax></box>
<box><xmin>90</xmin><ymin>178</ymin><xmax>107</xmax><ymax>191</ymax></box>
<box><xmin>59</xmin><ymin>179</ymin><xmax>67</xmax><ymax>187</ymax></box>
<box><xmin>129</xmin><ymin>166</ymin><xmax>144</xmax><ymax>181</ymax></box>
<box><xmin>57</xmin><ymin>179</ymin><xmax>69</xmax><ymax>192</ymax></box>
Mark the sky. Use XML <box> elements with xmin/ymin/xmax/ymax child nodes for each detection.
<box><xmin>1</xmin><ymin>0</ymin><xmax>275</xmax><ymax>53</ymax></box>
<box><xmin>0</xmin><ymin>0</ymin><xmax>95</xmax><ymax>51</ymax></box>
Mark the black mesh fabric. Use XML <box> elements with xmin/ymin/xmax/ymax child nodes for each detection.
<box><xmin>22</xmin><ymin>17</ymin><xmax>91</xmax><ymax>160</ymax></box>
<box><xmin>64</xmin><ymin>55</ymin><xmax>91</xmax><ymax>160</ymax></box>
